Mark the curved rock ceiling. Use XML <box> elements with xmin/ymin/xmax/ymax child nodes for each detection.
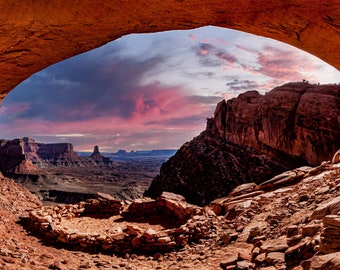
<box><xmin>0</xmin><ymin>0</ymin><xmax>339</xmax><ymax>101</ymax></box>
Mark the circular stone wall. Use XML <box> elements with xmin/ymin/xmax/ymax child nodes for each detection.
<box><xmin>27</xmin><ymin>192</ymin><xmax>211</xmax><ymax>254</ymax></box>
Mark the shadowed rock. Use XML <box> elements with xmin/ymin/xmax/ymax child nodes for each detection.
<box><xmin>145</xmin><ymin>82</ymin><xmax>340</xmax><ymax>205</ymax></box>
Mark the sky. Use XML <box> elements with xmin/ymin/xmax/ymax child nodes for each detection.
<box><xmin>0</xmin><ymin>26</ymin><xmax>339</xmax><ymax>152</ymax></box>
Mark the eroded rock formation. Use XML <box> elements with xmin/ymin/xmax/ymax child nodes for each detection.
<box><xmin>0</xmin><ymin>137</ymin><xmax>80</xmax><ymax>174</ymax></box>
<box><xmin>145</xmin><ymin>82</ymin><xmax>340</xmax><ymax>205</ymax></box>
<box><xmin>0</xmin><ymin>137</ymin><xmax>161</xmax><ymax>204</ymax></box>
<box><xmin>0</xmin><ymin>0</ymin><xmax>339</xmax><ymax>100</ymax></box>
<box><xmin>89</xmin><ymin>145</ymin><xmax>113</xmax><ymax>166</ymax></box>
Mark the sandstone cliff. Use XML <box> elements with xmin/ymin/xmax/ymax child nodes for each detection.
<box><xmin>145</xmin><ymin>82</ymin><xmax>340</xmax><ymax>205</ymax></box>
<box><xmin>0</xmin><ymin>137</ymin><xmax>80</xmax><ymax>174</ymax></box>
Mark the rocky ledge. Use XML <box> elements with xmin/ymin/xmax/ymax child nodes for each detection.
<box><xmin>21</xmin><ymin>151</ymin><xmax>340</xmax><ymax>269</ymax></box>
<box><xmin>145</xmin><ymin>82</ymin><xmax>340</xmax><ymax>205</ymax></box>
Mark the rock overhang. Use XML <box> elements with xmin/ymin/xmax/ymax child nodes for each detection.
<box><xmin>0</xmin><ymin>0</ymin><xmax>339</xmax><ymax>102</ymax></box>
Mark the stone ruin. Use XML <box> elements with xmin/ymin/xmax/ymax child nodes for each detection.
<box><xmin>25</xmin><ymin>149</ymin><xmax>340</xmax><ymax>268</ymax></box>
<box><xmin>27</xmin><ymin>192</ymin><xmax>211</xmax><ymax>255</ymax></box>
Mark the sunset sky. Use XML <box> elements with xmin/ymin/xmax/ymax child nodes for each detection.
<box><xmin>0</xmin><ymin>26</ymin><xmax>339</xmax><ymax>152</ymax></box>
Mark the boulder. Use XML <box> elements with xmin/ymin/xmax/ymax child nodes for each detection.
<box><xmin>219</xmin><ymin>253</ymin><xmax>239</xmax><ymax>268</ymax></box>
<box><xmin>301</xmin><ymin>252</ymin><xmax>340</xmax><ymax>270</ymax></box>
<box><xmin>317</xmin><ymin>215</ymin><xmax>340</xmax><ymax>253</ymax></box>
<box><xmin>311</xmin><ymin>197</ymin><xmax>340</xmax><ymax>220</ymax></box>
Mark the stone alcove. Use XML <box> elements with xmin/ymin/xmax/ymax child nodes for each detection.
<box><xmin>0</xmin><ymin>0</ymin><xmax>339</xmax><ymax>101</ymax></box>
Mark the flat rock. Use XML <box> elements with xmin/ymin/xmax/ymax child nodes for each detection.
<box><xmin>256</xmin><ymin>170</ymin><xmax>302</xmax><ymax>191</ymax></box>
<box><xmin>228</xmin><ymin>183</ymin><xmax>257</xmax><ymax>197</ymax></box>
<box><xmin>143</xmin><ymin>229</ymin><xmax>158</xmax><ymax>239</ymax></box>
<box><xmin>302</xmin><ymin>224</ymin><xmax>321</xmax><ymax>236</ymax></box>
<box><xmin>265</xmin><ymin>252</ymin><xmax>285</xmax><ymax>264</ymax></box>
<box><xmin>159</xmin><ymin>192</ymin><xmax>186</xmax><ymax>202</ymax></box>
<box><xmin>219</xmin><ymin>253</ymin><xmax>239</xmax><ymax>268</ymax></box>
<box><xmin>301</xmin><ymin>252</ymin><xmax>340</xmax><ymax>270</ymax></box>
<box><xmin>311</xmin><ymin>196</ymin><xmax>340</xmax><ymax>220</ymax></box>
<box><xmin>260</xmin><ymin>239</ymin><xmax>288</xmax><ymax>253</ymax></box>
<box><xmin>323</xmin><ymin>215</ymin><xmax>340</xmax><ymax>228</ymax></box>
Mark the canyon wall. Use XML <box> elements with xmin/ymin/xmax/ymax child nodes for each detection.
<box><xmin>0</xmin><ymin>137</ymin><xmax>80</xmax><ymax>173</ymax></box>
<box><xmin>0</xmin><ymin>0</ymin><xmax>339</xmax><ymax>100</ymax></box>
<box><xmin>145</xmin><ymin>82</ymin><xmax>340</xmax><ymax>205</ymax></box>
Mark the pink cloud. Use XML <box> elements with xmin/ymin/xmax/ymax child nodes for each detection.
<box><xmin>120</xmin><ymin>85</ymin><xmax>210</xmax><ymax>125</ymax></box>
<box><xmin>233</xmin><ymin>44</ymin><xmax>322</xmax><ymax>86</ymax></box>
<box><xmin>256</xmin><ymin>46</ymin><xmax>303</xmax><ymax>80</ymax></box>
<box><xmin>216</xmin><ymin>37</ymin><xmax>229</xmax><ymax>46</ymax></box>
<box><xmin>200</xmin><ymin>49</ymin><xmax>209</xmax><ymax>55</ymax></box>
<box><xmin>0</xmin><ymin>85</ymin><xmax>212</xmax><ymax>151</ymax></box>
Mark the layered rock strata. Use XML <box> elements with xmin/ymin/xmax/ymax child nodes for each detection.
<box><xmin>0</xmin><ymin>137</ymin><xmax>79</xmax><ymax>173</ymax></box>
<box><xmin>318</xmin><ymin>215</ymin><xmax>340</xmax><ymax>254</ymax></box>
<box><xmin>146</xmin><ymin>82</ymin><xmax>340</xmax><ymax>205</ymax></box>
<box><xmin>208</xmin><ymin>152</ymin><xmax>340</xmax><ymax>269</ymax></box>
<box><xmin>0</xmin><ymin>138</ymin><xmax>115</xmax><ymax>175</ymax></box>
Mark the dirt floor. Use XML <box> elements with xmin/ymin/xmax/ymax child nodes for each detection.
<box><xmin>59</xmin><ymin>214</ymin><xmax>180</xmax><ymax>234</ymax></box>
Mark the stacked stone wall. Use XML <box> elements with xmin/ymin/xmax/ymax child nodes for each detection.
<box><xmin>27</xmin><ymin>192</ymin><xmax>210</xmax><ymax>255</ymax></box>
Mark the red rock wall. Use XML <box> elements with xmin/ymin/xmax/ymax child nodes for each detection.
<box><xmin>145</xmin><ymin>82</ymin><xmax>340</xmax><ymax>205</ymax></box>
<box><xmin>0</xmin><ymin>0</ymin><xmax>339</xmax><ymax>100</ymax></box>
<box><xmin>215</xmin><ymin>83</ymin><xmax>340</xmax><ymax>165</ymax></box>
<box><xmin>0</xmin><ymin>137</ymin><xmax>79</xmax><ymax>173</ymax></box>
<box><xmin>37</xmin><ymin>143</ymin><xmax>78</xmax><ymax>160</ymax></box>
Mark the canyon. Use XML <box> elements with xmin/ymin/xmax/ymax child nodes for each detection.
<box><xmin>2</xmin><ymin>82</ymin><xmax>338</xmax><ymax>207</ymax></box>
<box><xmin>0</xmin><ymin>138</ymin><xmax>166</xmax><ymax>204</ymax></box>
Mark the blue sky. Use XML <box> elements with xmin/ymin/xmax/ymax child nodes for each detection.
<box><xmin>0</xmin><ymin>26</ymin><xmax>339</xmax><ymax>152</ymax></box>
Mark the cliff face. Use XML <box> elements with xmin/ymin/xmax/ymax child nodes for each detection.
<box><xmin>216</xmin><ymin>83</ymin><xmax>340</xmax><ymax>165</ymax></box>
<box><xmin>0</xmin><ymin>137</ymin><xmax>80</xmax><ymax>174</ymax></box>
<box><xmin>145</xmin><ymin>82</ymin><xmax>340</xmax><ymax>205</ymax></box>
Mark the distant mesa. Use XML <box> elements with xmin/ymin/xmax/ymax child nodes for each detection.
<box><xmin>0</xmin><ymin>137</ymin><xmax>79</xmax><ymax>175</ymax></box>
<box><xmin>110</xmin><ymin>149</ymin><xmax>177</xmax><ymax>158</ymax></box>
<box><xmin>0</xmin><ymin>139</ymin><xmax>116</xmax><ymax>177</ymax></box>
<box><xmin>115</xmin><ymin>149</ymin><xmax>128</xmax><ymax>155</ymax></box>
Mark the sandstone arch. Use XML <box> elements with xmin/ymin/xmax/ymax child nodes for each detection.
<box><xmin>0</xmin><ymin>0</ymin><xmax>339</xmax><ymax>101</ymax></box>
